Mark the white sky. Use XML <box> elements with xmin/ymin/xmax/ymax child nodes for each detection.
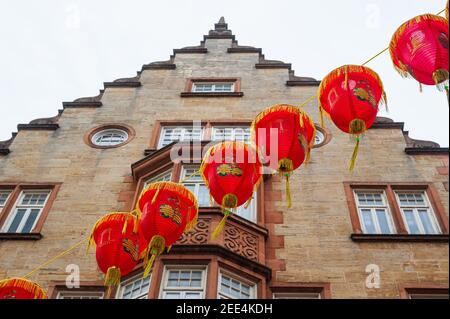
<box><xmin>0</xmin><ymin>0</ymin><xmax>448</xmax><ymax>146</ymax></box>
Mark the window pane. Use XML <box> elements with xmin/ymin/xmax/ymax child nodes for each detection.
<box><xmin>164</xmin><ymin>292</ymin><xmax>181</xmax><ymax>299</ymax></box>
<box><xmin>375</xmin><ymin>209</ymin><xmax>392</xmax><ymax>234</ymax></box>
<box><xmin>361</xmin><ymin>209</ymin><xmax>376</xmax><ymax>234</ymax></box>
<box><xmin>7</xmin><ymin>209</ymin><xmax>26</xmax><ymax>233</ymax></box>
<box><xmin>0</xmin><ymin>191</ymin><xmax>11</xmax><ymax>207</ymax></box>
<box><xmin>418</xmin><ymin>210</ymin><xmax>437</xmax><ymax>234</ymax></box>
<box><xmin>197</xmin><ymin>185</ymin><xmax>210</xmax><ymax>207</ymax></box>
<box><xmin>403</xmin><ymin>210</ymin><xmax>420</xmax><ymax>234</ymax></box>
<box><xmin>185</xmin><ymin>292</ymin><xmax>201</xmax><ymax>299</ymax></box>
<box><xmin>21</xmin><ymin>209</ymin><xmax>40</xmax><ymax>233</ymax></box>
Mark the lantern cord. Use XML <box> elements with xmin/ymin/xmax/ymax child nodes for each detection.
<box><xmin>21</xmin><ymin>238</ymin><xmax>88</xmax><ymax>279</ymax></box>
<box><xmin>179</xmin><ymin>169</ymin><xmax>200</xmax><ymax>184</ymax></box>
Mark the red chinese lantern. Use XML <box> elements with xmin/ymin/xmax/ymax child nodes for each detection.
<box><xmin>0</xmin><ymin>278</ymin><xmax>47</xmax><ymax>299</ymax></box>
<box><xmin>200</xmin><ymin>141</ymin><xmax>262</xmax><ymax>237</ymax></box>
<box><xmin>137</xmin><ymin>182</ymin><xmax>198</xmax><ymax>276</ymax></box>
<box><xmin>389</xmin><ymin>14</ymin><xmax>449</xmax><ymax>95</ymax></box>
<box><xmin>318</xmin><ymin>65</ymin><xmax>387</xmax><ymax>170</ymax></box>
<box><xmin>251</xmin><ymin>105</ymin><xmax>316</xmax><ymax>207</ymax></box>
<box><xmin>87</xmin><ymin>212</ymin><xmax>144</xmax><ymax>296</ymax></box>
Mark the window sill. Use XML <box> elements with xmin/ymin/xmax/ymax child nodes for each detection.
<box><xmin>180</xmin><ymin>92</ymin><xmax>244</xmax><ymax>98</ymax></box>
<box><xmin>350</xmin><ymin>233</ymin><xmax>449</xmax><ymax>243</ymax></box>
<box><xmin>0</xmin><ymin>233</ymin><xmax>43</xmax><ymax>240</ymax></box>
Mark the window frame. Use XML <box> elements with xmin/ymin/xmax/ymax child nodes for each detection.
<box><xmin>1</xmin><ymin>190</ymin><xmax>51</xmax><ymax>234</ymax></box>
<box><xmin>0</xmin><ymin>183</ymin><xmax>61</xmax><ymax>237</ymax></box>
<box><xmin>399</xmin><ymin>284</ymin><xmax>449</xmax><ymax>299</ymax></box>
<box><xmin>116</xmin><ymin>272</ymin><xmax>152</xmax><ymax>299</ymax></box>
<box><xmin>211</xmin><ymin>126</ymin><xmax>251</xmax><ymax>143</ymax></box>
<box><xmin>192</xmin><ymin>82</ymin><xmax>235</xmax><ymax>93</ymax></box>
<box><xmin>217</xmin><ymin>269</ymin><xmax>257</xmax><ymax>299</ymax></box>
<box><xmin>270</xmin><ymin>283</ymin><xmax>331</xmax><ymax>299</ymax></box>
<box><xmin>353</xmin><ymin>189</ymin><xmax>396</xmax><ymax>235</ymax></box>
<box><xmin>56</xmin><ymin>291</ymin><xmax>104</xmax><ymax>299</ymax></box>
<box><xmin>345</xmin><ymin>183</ymin><xmax>449</xmax><ymax>239</ymax></box>
<box><xmin>159</xmin><ymin>265</ymin><xmax>207</xmax><ymax>299</ymax></box>
<box><xmin>157</xmin><ymin>126</ymin><xmax>205</xmax><ymax>149</ymax></box>
<box><xmin>0</xmin><ymin>189</ymin><xmax>12</xmax><ymax>212</ymax></box>
<box><xmin>91</xmin><ymin>128</ymin><xmax>129</xmax><ymax>147</ymax></box>
<box><xmin>84</xmin><ymin>123</ymin><xmax>135</xmax><ymax>149</ymax></box>
<box><xmin>395</xmin><ymin>190</ymin><xmax>442</xmax><ymax>235</ymax></box>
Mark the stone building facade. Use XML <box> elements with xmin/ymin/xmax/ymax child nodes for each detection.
<box><xmin>0</xmin><ymin>18</ymin><xmax>448</xmax><ymax>299</ymax></box>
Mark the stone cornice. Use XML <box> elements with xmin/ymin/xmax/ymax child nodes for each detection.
<box><xmin>104</xmin><ymin>76</ymin><xmax>142</xmax><ymax>88</ymax></box>
<box><xmin>62</xmin><ymin>92</ymin><xmax>104</xmax><ymax>109</ymax></box>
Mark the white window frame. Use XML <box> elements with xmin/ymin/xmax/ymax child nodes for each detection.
<box><xmin>160</xmin><ymin>266</ymin><xmax>207</xmax><ymax>299</ymax></box>
<box><xmin>1</xmin><ymin>190</ymin><xmax>51</xmax><ymax>233</ymax></box>
<box><xmin>181</xmin><ymin>165</ymin><xmax>210</xmax><ymax>208</ymax></box>
<box><xmin>56</xmin><ymin>291</ymin><xmax>104</xmax><ymax>299</ymax></box>
<box><xmin>91</xmin><ymin>129</ymin><xmax>128</xmax><ymax>147</ymax></box>
<box><xmin>157</xmin><ymin>126</ymin><xmax>204</xmax><ymax>149</ymax></box>
<box><xmin>143</xmin><ymin>170</ymin><xmax>172</xmax><ymax>189</ymax></box>
<box><xmin>116</xmin><ymin>273</ymin><xmax>151</xmax><ymax>299</ymax></box>
<box><xmin>273</xmin><ymin>292</ymin><xmax>321</xmax><ymax>299</ymax></box>
<box><xmin>211</xmin><ymin>126</ymin><xmax>251</xmax><ymax>142</ymax></box>
<box><xmin>192</xmin><ymin>82</ymin><xmax>234</xmax><ymax>93</ymax></box>
<box><xmin>217</xmin><ymin>270</ymin><xmax>257</xmax><ymax>299</ymax></box>
<box><xmin>354</xmin><ymin>190</ymin><xmax>396</xmax><ymax>235</ymax></box>
<box><xmin>0</xmin><ymin>190</ymin><xmax>12</xmax><ymax>212</ymax></box>
<box><xmin>395</xmin><ymin>191</ymin><xmax>441</xmax><ymax>235</ymax></box>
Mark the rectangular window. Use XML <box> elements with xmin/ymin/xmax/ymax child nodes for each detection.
<box><xmin>1</xmin><ymin>190</ymin><xmax>50</xmax><ymax>233</ymax></box>
<box><xmin>161</xmin><ymin>267</ymin><xmax>206</xmax><ymax>299</ymax></box>
<box><xmin>354</xmin><ymin>190</ymin><xmax>395</xmax><ymax>235</ymax></box>
<box><xmin>211</xmin><ymin>126</ymin><xmax>251</xmax><ymax>142</ymax></box>
<box><xmin>181</xmin><ymin>166</ymin><xmax>257</xmax><ymax>223</ymax></box>
<box><xmin>0</xmin><ymin>190</ymin><xmax>12</xmax><ymax>211</ymax></box>
<box><xmin>158</xmin><ymin>126</ymin><xmax>203</xmax><ymax>149</ymax></box>
<box><xmin>143</xmin><ymin>170</ymin><xmax>172</xmax><ymax>189</ymax></box>
<box><xmin>273</xmin><ymin>292</ymin><xmax>321</xmax><ymax>299</ymax></box>
<box><xmin>117</xmin><ymin>274</ymin><xmax>151</xmax><ymax>299</ymax></box>
<box><xmin>181</xmin><ymin>166</ymin><xmax>210</xmax><ymax>208</ymax></box>
<box><xmin>57</xmin><ymin>291</ymin><xmax>104</xmax><ymax>299</ymax></box>
<box><xmin>395</xmin><ymin>191</ymin><xmax>441</xmax><ymax>235</ymax></box>
<box><xmin>218</xmin><ymin>271</ymin><xmax>256</xmax><ymax>299</ymax></box>
<box><xmin>192</xmin><ymin>83</ymin><xmax>234</xmax><ymax>93</ymax></box>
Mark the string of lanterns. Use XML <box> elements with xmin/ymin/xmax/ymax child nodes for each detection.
<box><xmin>1</xmin><ymin>3</ymin><xmax>448</xmax><ymax>299</ymax></box>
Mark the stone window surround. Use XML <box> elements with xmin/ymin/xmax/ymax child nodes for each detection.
<box><xmin>181</xmin><ymin>78</ymin><xmax>243</xmax><ymax>97</ymax></box>
<box><xmin>270</xmin><ymin>282</ymin><xmax>332</xmax><ymax>299</ymax></box>
<box><xmin>399</xmin><ymin>284</ymin><xmax>449</xmax><ymax>299</ymax></box>
<box><xmin>47</xmin><ymin>281</ymin><xmax>105</xmax><ymax>299</ymax></box>
<box><xmin>0</xmin><ymin>183</ymin><xmax>61</xmax><ymax>240</ymax></box>
<box><xmin>84</xmin><ymin>123</ymin><xmax>136</xmax><ymax>150</ymax></box>
<box><xmin>148</xmin><ymin>119</ymin><xmax>331</xmax><ymax>151</ymax></box>
<box><xmin>344</xmin><ymin>182</ymin><xmax>449</xmax><ymax>242</ymax></box>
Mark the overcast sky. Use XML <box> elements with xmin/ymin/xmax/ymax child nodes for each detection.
<box><xmin>0</xmin><ymin>0</ymin><xmax>448</xmax><ymax>146</ymax></box>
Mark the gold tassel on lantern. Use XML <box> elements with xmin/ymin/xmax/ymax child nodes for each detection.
<box><xmin>349</xmin><ymin>136</ymin><xmax>361</xmax><ymax>171</ymax></box>
<box><xmin>433</xmin><ymin>69</ymin><xmax>449</xmax><ymax>99</ymax></box>
<box><xmin>212</xmin><ymin>210</ymin><xmax>231</xmax><ymax>239</ymax></box>
<box><xmin>285</xmin><ymin>173</ymin><xmax>292</xmax><ymax>209</ymax></box>
<box><xmin>104</xmin><ymin>266</ymin><xmax>121</xmax><ymax>298</ymax></box>
<box><xmin>348</xmin><ymin>119</ymin><xmax>366</xmax><ymax>171</ymax></box>
<box><xmin>143</xmin><ymin>235</ymin><xmax>165</xmax><ymax>278</ymax></box>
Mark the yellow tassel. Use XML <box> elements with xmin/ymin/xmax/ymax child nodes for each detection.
<box><xmin>151</xmin><ymin>188</ymin><xmax>160</xmax><ymax>204</ymax></box>
<box><xmin>143</xmin><ymin>235</ymin><xmax>165</xmax><ymax>277</ymax></box>
<box><xmin>349</xmin><ymin>137</ymin><xmax>361</xmax><ymax>171</ymax></box>
<box><xmin>104</xmin><ymin>266</ymin><xmax>121</xmax><ymax>294</ymax></box>
<box><xmin>419</xmin><ymin>82</ymin><xmax>423</xmax><ymax>93</ymax></box>
<box><xmin>212</xmin><ymin>211</ymin><xmax>230</xmax><ymax>239</ymax></box>
<box><xmin>319</xmin><ymin>104</ymin><xmax>325</xmax><ymax>128</ymax></box>
<box><xmin>349</xmin><ymin>119</ymin><xmax>366</xmax><ymax>135</ymax></box>
<box><xmin>285</xmin><ymin>173</ymin><xmax>292</xmax><ymax>209</ymax></box>
<box><xmin>143</xmin><ymin>255</ymin><xmax>156</xmax><ymax>278</ymax></box>
<box><xmin>433</xmin><ymin>69</ymin><xmax>449</xmax><ymax>93</ymax></box>
<box><xmin>122</xmin><ymin>215</ymin><xmax>129</xmax><ymax>234</ymax></box>
<box><xmin>166</xmin><ymin>245</ymin><xmax>172</xmax><ymax>253</ymax></box>
<box><xmin>344</xmin><ymin>66</ymin><xmax>349</xmax><ymax>89</ymax></box>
